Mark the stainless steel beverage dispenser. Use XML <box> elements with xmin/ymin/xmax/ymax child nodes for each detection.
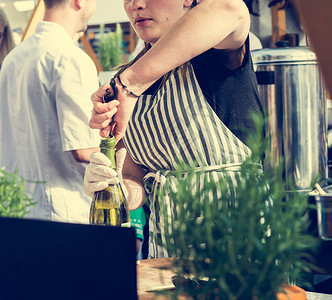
<box><xmin>252</xmin><ymin>44</ymin><xmax>327</xmax><ymax>192</ymax></box>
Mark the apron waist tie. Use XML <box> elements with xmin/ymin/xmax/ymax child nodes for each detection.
<box><xmin>143</xmin><ymin>162</ymin><xmax>262</xmax><ymax>188</ymax></box>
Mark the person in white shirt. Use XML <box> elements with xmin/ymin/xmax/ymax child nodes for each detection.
<box><xmin>0</xmin><ymin>0</ymin><xmax>100</xmax><ymax>223</ymax></box>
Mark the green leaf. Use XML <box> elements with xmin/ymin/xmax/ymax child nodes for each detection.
<box><xmin>0</xmin><ymin>169</ymin><xmax>36</xmax><ymax>218</ymax></box>
<box><xmin>97</xmin><ymin>23</ymin><xmax>124</xmax><ymax>71</ymax></box>
<box><xmin>158</xmin><ymin>113</ymin><xmax>318</xmax><ymax>299</ymax></box>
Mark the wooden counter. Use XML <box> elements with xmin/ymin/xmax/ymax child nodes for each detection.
<box><xmin>137</xmin><ymin>258</ymin><xmax>176</xmax><ymax>299</ymax></box>
<box><xmin>136</xmin><ymin>259</ymin><xmax>332</xmax><ymax>300</ymax></box>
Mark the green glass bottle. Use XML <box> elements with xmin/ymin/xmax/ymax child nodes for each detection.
<box><xmin>89</xmin><ymin>136</ymin><xmax>130</xmax><ymax>227</ymax></box>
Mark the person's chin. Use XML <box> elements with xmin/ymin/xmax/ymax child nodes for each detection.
<box><xmin>139</xmin><ymin>34</ymin><xmax>159</xmax><ymax>46</ymax></box>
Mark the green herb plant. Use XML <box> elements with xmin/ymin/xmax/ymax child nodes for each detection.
<box><xmin>97</xmin><ymin>23</ymin><xmax>123</xmax><ymax>71</ymax></box>
<box><xmin>159</xmin><ymin>114</ymin><xmax>317</xmax><ymax>300</ymax></box>
<box><xmin>0</xmin><ymin>169</ymin><xmax>35</xmax><ymax>218</ymax></box>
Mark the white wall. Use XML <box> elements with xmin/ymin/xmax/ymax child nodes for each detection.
<box><xmin>88</xmin><ymin>0</ymin><xmax>129</xmax><ymax>26</ymax></box>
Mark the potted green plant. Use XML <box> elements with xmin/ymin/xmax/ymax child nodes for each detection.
<box><xmin>97</xmin><ymin>23</ymin><xmax>124</xmax><ymax>84</ymax></box>
<box><xmin>158</xmin><ymin>115</ymin><xmax>318</xmax><ymax>300</ymax></box>
<box><xmin>0</xmin><ymin>168</ymin><xmax>35</xmax><ymax>218</ymax></box>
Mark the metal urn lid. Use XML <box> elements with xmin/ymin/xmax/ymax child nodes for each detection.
<box><xmin>252</xmin><ymin>42</ymin><xmax>317</xmax><ymax>65</ymax></box>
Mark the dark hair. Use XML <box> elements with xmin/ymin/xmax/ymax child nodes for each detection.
<box><xmin>191</xmin><ymin>0</ymin><xmax>198</xmax><ymax>8</ymax></box>
<box><xmin>243</xmin><ymin>0</ymin><xmax>260</xmax><ymax>16</ymax></box>
<box><xmin>0</xmin><ymin>7</ymin><xmax>15</xmax><ymax>66</ymax></box>
<box><xmin>44</xmin><ymin>0</ymin><xmax>68</xmax><ymax>9</ymax></box>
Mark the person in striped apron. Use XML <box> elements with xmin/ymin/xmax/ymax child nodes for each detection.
<box><xmin>84</xmin><ymin>0</ymin><xmax>263</xmax><ymax>258</ymax></box>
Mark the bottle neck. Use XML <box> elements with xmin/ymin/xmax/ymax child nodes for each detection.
<box><xmin>100</xmin><ymin>142</ymin><xmax>116</xmax><ymax>169</ymax></box>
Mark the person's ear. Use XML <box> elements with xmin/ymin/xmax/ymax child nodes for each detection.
<box><xmin>74</xmin><ymin>0</ymin><xmax>83</xmax><ymax>9</ymax></box>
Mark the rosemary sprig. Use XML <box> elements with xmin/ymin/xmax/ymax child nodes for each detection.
<box><xmin>159</xmin><ymin>114</ymin><xmax>318</xmax><ymax>300</ymax></box>
<box><xmin>0</xmin><ymin>169</ymin><xmax>36</xmax><ymax>218</ymax></box>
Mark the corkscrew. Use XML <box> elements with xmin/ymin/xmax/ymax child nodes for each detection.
<box><xmin>103</xmin><ymin>77</ymin><xmax>117</xmax><ymax>137</ymax></box>
<box><xmin>103</xmin><ymin>77</ymin><xmax>117</xmax><ymax>103</ymax></box>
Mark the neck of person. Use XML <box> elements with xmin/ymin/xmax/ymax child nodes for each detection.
<box><xmin>43</xmin><ymin>10</ymin><xmax>77</xmax><ymax>40</ymax></box>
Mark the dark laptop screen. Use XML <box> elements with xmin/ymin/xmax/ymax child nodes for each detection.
<box><xmin>0</xmin><ymin>217</ymin><xmax>137</xmax><ymax>300</ymax></box>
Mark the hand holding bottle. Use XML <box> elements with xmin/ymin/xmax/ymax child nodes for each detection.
<box><xmin>83</xmin><ymin>148</ymin><xmax>127</xmax><ymax>198</ymax></box>
<box><xmin>86</xmin><ymin>143</ymin><xmax>130</xmax><ymax>226</ymax></box>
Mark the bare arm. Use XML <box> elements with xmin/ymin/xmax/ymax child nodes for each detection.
<box><xmin>117</xmin><ymin>140</ymin><xmax>147</xmax><ymax>210</ymax></box>
<box><xmin>89</xmin><ymin>0</ymin><xmax>250</xmax><ymax>141</ymax></box>
<box><xmin>122</xmin><ymin>0</ymin><xmax>250</xmax><ymax>95</ymax></box>
<box><xmin>71</xmin><ymin>147</ymin><xmax>99</xmax><ymax>163</ymax></box>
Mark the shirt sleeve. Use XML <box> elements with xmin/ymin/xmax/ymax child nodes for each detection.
<box><xmin>55</xmin><ymin>48</ymin><xmax>100</xmax><ymax>152</ymax></box>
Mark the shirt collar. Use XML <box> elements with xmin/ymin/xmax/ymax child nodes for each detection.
<box><xmin>35</xmin><ymin>21</ymin><xmax>74</xmax><ymax>45</ymax></box>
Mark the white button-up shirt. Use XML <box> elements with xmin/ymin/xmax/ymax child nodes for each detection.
<box><xmin>0</xmin><ymin>21</ymin><xmax>100</xmax><ymax>223</ymax></box>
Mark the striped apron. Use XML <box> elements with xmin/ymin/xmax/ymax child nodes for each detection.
<box><xmin>123</xmin><ymin>63</ymin><xmax>252</xmax><ymax>258</ymax></box>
